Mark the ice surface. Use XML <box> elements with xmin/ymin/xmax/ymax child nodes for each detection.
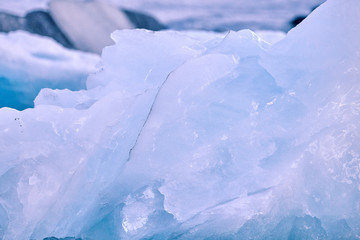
<box><xmin>0</xmin><ymin>0</ymin><xmax>360</xmax><ymax>239</ymax></box>
<box><xmin>254</xmin><ymin>30</ymin><xmax>286</xmax><ymax>45</ymax></box>
<box><xmin>0</xmin><ymin>31</ymin><xmax>100</xmax><ymax>110</ymax></box>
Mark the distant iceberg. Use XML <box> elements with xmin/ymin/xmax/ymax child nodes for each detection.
<box><xmin>49</xmin><ymin>0</ymin><xmax>166</xmax><ymax>53</ymax></box>
<box><xmin>0</xmin><ymin>0</ymin><xmax>166</xmax><ymax>54</ymax></box>
<box><xmin>0</xmin><ymin>0</ymin><xmax>359</xmax><ymax>239</ymax></box>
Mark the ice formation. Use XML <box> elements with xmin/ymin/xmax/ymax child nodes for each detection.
<box><xmin>0</xmin><ymin>0</ymin><xmax>359</xmax><ymax>239</ymax></box>
<box><xmin>0</xmin><ymin>31</ymin><xmax>100</xmax><ymax>110</ymax></box>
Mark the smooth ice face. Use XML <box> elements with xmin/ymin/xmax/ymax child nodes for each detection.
<box><xmin>0</xmin><ymin>0</ymin><xmax>359</xmax><ymax>239</ymax></box>
<box><xmin>260</xmin><ymin>0</ymin><xmax>360</xmax><ymax>221</ymax></box>
<box><xmin>0</xmin><ymin>31</ymin><xmax>100</xmax><ymax>110</ymax></box>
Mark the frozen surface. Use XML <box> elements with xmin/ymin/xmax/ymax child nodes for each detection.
<box><xmin>0</xmin><ymin>0</ymin><xmax>360</xmax><ymax>239</ymax></box>
<box><xmin>0</xmin><ymin>31</ymin><xmax>100</xmax><ymax>110</ymax></box>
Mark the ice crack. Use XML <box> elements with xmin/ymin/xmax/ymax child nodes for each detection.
<box><xmin>126</xmin><ymin>70</ymin><xmax>175</xmax><ymax>162</ymax></box>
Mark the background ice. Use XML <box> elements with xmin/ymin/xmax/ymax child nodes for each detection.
<box><xmin>0</xmin><ymin>0</ymin><xmax>325</xmax><ymax>31</ymax></box>
<box><xmin>48</xmin><ymin>0</ymin><xmax>165</xmax><ymax>54</ymax></box>
<box><xmin>0</xmin><ymin>31</ymin><xmax>99</xmax><ymax>110</ymax></box>
<box><xmin>0</xmin><ymin>0</ymin><xmax>359</xmax><ymax>239</ymax></box>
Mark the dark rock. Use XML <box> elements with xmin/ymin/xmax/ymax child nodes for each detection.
<box><xmin>0</xmin><ymin>10</ymin><xmax>75</xmax><ymax>49</ymax></box>
<box><xmin>290</xmin><ymin>5</ymin><xmax>320</xmax><ymax>28</ymax></box>
<box><xmin>122</xmin><ymin>8</ymin><xmax>167</xmax><ymax>31</ymax></box>
<box><xmin>0</xmin><ymin>12</ymin><xmax>25</xmax><ymax>32</ymax></box>
<box><xmin>25</xmin><ymin>11</ymin><xmax>75</xmax><ymax>49</ymax></box>
<box><xmin>290</xmin><ymin>16</ymin><xmax>306</xmax><ymax>28</ymax></box>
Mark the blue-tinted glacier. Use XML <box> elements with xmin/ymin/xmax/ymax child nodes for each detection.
<box><xmin>0</xmin><ymin>0</ymin><xmax>360</xmax><ymax>239</ymax></box>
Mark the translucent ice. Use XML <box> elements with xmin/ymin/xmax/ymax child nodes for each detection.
<box><xmin>0</xmin><ymin>0</ymin><xmax>359</xmax><ymax>239</ymax></box>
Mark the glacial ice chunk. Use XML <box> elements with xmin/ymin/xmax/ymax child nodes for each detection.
<box><xmin>0</xmin><ymin>0</ymin><xmax>359</xmax><ymax>239</ymax></box>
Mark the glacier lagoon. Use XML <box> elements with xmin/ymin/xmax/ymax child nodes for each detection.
<box><xmin>0</xmin><ymin>0</ymin><xmax>360</xmax><ymax>239</ymax></box>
